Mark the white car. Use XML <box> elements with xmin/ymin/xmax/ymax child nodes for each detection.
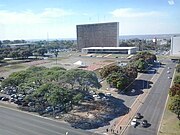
<box><xmin>131</xmin><ymin>89</ymin><xmax>135</xmax><ymax>93</ymax></box>
<box><xmin>131</xmin><ymin>118</ymin><xmax>137</xmax><ymax>126</ymax></box>
<box><xmin>105</xmin><ymin>93</ymin><xmax>112</xmax><ymax>97</ymax></box>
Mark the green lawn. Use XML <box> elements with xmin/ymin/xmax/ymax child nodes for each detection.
<box><xmin>159</xmin><ymin>97</ymin><xmax>180</xmax><ymax>135</ymax></box>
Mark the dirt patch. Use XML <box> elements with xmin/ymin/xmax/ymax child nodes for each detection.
<box><xmin>62</xmin><ymin>97</ymin><xmax>128</xmax><ymax>129</ymax></box>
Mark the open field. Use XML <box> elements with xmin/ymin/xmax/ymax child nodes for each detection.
<box><xmin>0</xmin><ymin>52</ymin><xmax>120</xmax><ymax>78</ymax></box>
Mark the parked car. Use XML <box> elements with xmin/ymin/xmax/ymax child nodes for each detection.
<box><xmin>135</xmin><ymin>113</ymin><xmax>142</xmax><ymax>119</ymax></box>
<box><xmin>98</xmin><ymin>92</ymin><xmax>105</xmax><ymax>98</ymax></box>
<box><xmin>131</xmin><ymin>118</ymin><xmax>137</xmax><ymax>127</ymax></box>
<box><xmin>142</xmin><ymin>120</ymin><xmax>148</xmax><ymax>127</ymax></box>
<box><xmin>84</xmin><ymin>95</ymin><xmax>94</xmax><ymax>101</ymax></box>
<box><xmin>101</xmin><ymin>96</ymin><xmax>109</xmax><ymax>101</ymax></box>
<box><xmin>105</xmin><ymin>93</ymin><xmax>112</xmax><ymax>97</ymax></box>
<box><xmin>168</xmin><ymin>76</ymin><xmax>172</xmax><ymax>79</ymax></box>
<box><xmin>0</xmin><ymin>96</ymin><xmax>4</xmax><ymax>100</ymax></box>
<box><xmin>1</xmin><ymin>97</ymin><xmax>9</xmax><ymax>101</ymax></box>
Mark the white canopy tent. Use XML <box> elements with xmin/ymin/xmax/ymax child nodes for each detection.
<box><xmin>73</xmin><ymin>60</ymin><xmax>86</xmax><ymax>67</ymax></box>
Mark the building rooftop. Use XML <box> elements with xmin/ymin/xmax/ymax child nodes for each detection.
<box><xmin>83</xmin><ymin>47</ymin><xmax>137</xmax><ymax>49</ymax></box>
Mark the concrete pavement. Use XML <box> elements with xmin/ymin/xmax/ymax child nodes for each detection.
<box><xmin>0</xmin><ymin>105</ymin><xmax>95</xmax><ymax>135</ymax></box>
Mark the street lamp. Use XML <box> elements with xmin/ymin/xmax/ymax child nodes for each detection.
<box><xmin>54</xmin><ymin>51</ymin><xmax>58</xmax><ymax>64</ymax></box>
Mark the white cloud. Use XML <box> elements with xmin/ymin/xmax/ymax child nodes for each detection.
<box><xmin>110</xmin><ymin>8</ymin><xmax>164</xmax><ymax>18</ymax></box>
<box><xmin>40</xmin><ymin>8</ymin><xmax>74</xmax><ymax>18</ymax></box>
<box><xmin>0</xmin><ymin>10</ymin><xmax>40</xmax><ymax>24</ymax></box>
<box><xmin>0</xmin><ymin>8</ymin><xmax>74</xmax><ymax>24</ymax></box>
<box><xmin>168</xmin><ymin>0</ymin><xmax>175</xmax><ymax>5</ymax></box>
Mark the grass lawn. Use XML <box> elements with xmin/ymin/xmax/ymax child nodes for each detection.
<box><xmin>159</xmin><ymin>97</ymin><xmax>180</xmax><ymax>135</ymax></box>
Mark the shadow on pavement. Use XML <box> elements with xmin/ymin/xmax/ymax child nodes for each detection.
<box><xmin>120</xmin><ymin>79</ymin><xmax>153</xmax><ymax>96</ymax></box>
<box><xmin>66</xmin><ymin>97</ymin><xmax>129</xmax><ymax>130</ymax></box>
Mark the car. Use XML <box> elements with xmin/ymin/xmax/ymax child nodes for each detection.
<box><xmin>89</xmin><ymin>90</ymin><xmax>96</xmax><ymax>95</ymax></box>
<box><xmin>101</xmin><ymin>96</ymin><xmax>109</xmax><ymax>101</ymax></box>
<box><xmin>45</xmin><ymin>106</ymin><xmax>53</xmax><ymax>113</ymax></box>
<box><xmin>135</xmin><ymin>113</ymin><xmax>142</xmax><ymax>119</ymax></box>
<box><xmin>168</xmin><ymin>76</ymin><xmax>172</xmax><ymax>79</ymax></box>
<box><xmin>131</xmin><ymin>89</ymin><xmax>135</xmax><ymax>93</ymax></box>
<box><xmin>0</xmin><ymin>96</ymin><xmax>4</xmax><ymax>100</ymax></box>
<box><xmin>105</xmin><ymin>93</ymin><xmax>112</xmax><ymax>97</ymax></box>
<box><xmin>142</xmin><ymin>120</ymin><xmax>148</xmax><ymax>127</ymax></box>
<box><xmin>167</xmin><ymin>71</ymin><xmax>170</xmax><ymax>74</ymax></box>
<box><xmin>84</xmin><ymin>95</ymin><xmax>94</xmax><ymax>101</ymax></box>
<box><xmin>1</xmin><ymin>97</ymin><xmax>9</xmax><ymax>101</ymax></box>
<box><xmin>98</xmin><ymin>92</ymin><xmax>105</xmax><ymax>98</ymax></box>
<box><xmin>131</xmin><ymin>118</ymin><xmax>137</xmax><ymax>126</ymax></box>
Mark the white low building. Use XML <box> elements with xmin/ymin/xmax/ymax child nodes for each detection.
<box><xmin>82</xmin><ymin>47</ymin><xmax>138</xmax><ymax>54</ymax></box>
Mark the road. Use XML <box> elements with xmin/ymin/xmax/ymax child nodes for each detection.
<box><xmin>90</xmin><ymin>61</ymin><xmax>162</xmax><ymax>134</ymax></box>
<box><xmin>0</xmin><ymin>106</ymin><xmax>94</xmax><ymax>135</ymax></box>
<box><xmin>124</xmin><ymin>60</ymin><xmax>176</xmax><ymax>135</ymax></box>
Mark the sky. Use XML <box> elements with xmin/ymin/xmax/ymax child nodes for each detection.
<box><xmin>0</xmin><ymin>0</ymin><xmax>179</xmax><ymax>40</ymax></box>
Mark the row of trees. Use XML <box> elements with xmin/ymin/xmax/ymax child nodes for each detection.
<box><xmin>0</xmin><ymin>40</ymin><xmax>76</xmax><ymax>61</ymax></box>
<box><xmin>119</xmin><ymin>38</ymin><xmax>171</xmax><ymax>51</ymax></box>
<box><xmin>99</xmin><ymin>52</ymin><xmax>157</xmax><ymax>91</ymax></box>
<box><xmin>0</xmin><ymin>46</ymin><xmax>47</xmax><ymax>61</ymax></box>
<box><xmin>1</xmin><ymin>66</ymin><xmax>100</xmax><ymax>113</ymax></box>
<box><xmin>168</xmin><ymin>64</ymin><xmax>180</xmax><ymax>119</ymax></box>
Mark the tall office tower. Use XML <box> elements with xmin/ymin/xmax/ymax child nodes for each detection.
<box><xmin>171</xmin><ymin>36</ymin><xmax>180</xmax><ymax>56</ymax></box>
<box><xmin>77</xmin><ymin>22</ymin><xmax>119</xmax><ymax>50</ymax></box>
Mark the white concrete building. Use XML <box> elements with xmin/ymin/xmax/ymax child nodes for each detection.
<box><xmin>170</xmin><ymin>36</ymin><xmax>180</xmax><ymax>56</ymax></box>
<box><xmin>82</xmin><ymin>47</ymin><xmax>138</xmax><ymax>54</ymax></box>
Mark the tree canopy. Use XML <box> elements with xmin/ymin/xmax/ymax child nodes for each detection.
<box><xmin>99</xmin><ymin>65</ymin><xmax>138</xmax><ymax>91</ymax></box>
<box><xmin>1</xmin><ymin>66</ymin><xmax>100</xmax><ymax>112</ymax></box>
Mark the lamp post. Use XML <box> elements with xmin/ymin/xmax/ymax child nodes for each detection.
<box><xmin>54</xmin><ymin>51</ymin><xmax>58</xmax><ymax>64</ymax></box>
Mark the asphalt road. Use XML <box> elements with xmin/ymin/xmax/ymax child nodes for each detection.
<box><xmin>124</xmin><ymin>60</ymin><xmax>176</xmax><ymax>135</ymax></box>
<box><xmin>0</xmin><ymin>106</ymin><xmax>94</xmax><ymax>135</ymax></box>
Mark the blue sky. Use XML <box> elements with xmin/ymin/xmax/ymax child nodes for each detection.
<box><xmin>0</xmin><ymin>0</ymin><xmax>179</xmax><ymax>40</ymax></box>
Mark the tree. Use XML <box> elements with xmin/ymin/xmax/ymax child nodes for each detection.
<box><xmin>100</xmin><ymin>65</ymin><xmax>123</xmax><ymax>79</ymax></box>
<box><xmin>168</xmin><ymin>95</ymin><xmax>180</xmax><ymax>119</ymax></box>
<box><xmin>0</xmin><ymin>41</ymin><xmax>2</xmax><ymax>47</ymax></box>
<box><xmin>169</xmin><ymin>84</ymin><xmax>180</xmax><ymax>97</ymax></box>
<box><xmin>8</xmin><ymin>51</ymin><xmax>20</xmax><ymax>59</ymax></box>
<box><xmin>174</xmin><ymin>75</ymin><xmax>180</xmax><ymax>84</ymax></box>
<box><xmin>100</xmin><ymin>64</ymin><xmax>138</xmax><ymax>90</ymax></box>
<box><xmin>60</xmin><ymin>69</ymin><xmax>100</xmax><ymax>90</ymax></box>
<box><xmin>176</xmin><ymin>64</ymin><xmax>180</xmax><ymax>73</ymax></box>
<box><xmin>125</xmin><ymin>65</ymin><xmax>138</xmax><ymax>81</ymax></box>
<box><xmin>54</xmin><ymin>51</ymin><xmax>58</xmax><ymax>64</ymax></box>
<box><xmin>107</xmin><ymin>72</ymin><xmax>128</xmax><ymax>90</ymax></box>
<box><xmin>36</xmin><ymin>48</ymin><xmax>47</xmax><ymax>56</ymax></box>
<box><xmin>134</xmin><ymin>59</ymin><xmax>148</xmax><ymax>72</ymax></box>
<box><xmin>1</xmin><ymin>71</ymin><xmax>30</xmax><ymax>87</ymax></box>
<box><xmin>131</xmin><ymin>51</ymin><xmax>157</xmax><ymax>65</ymax></box>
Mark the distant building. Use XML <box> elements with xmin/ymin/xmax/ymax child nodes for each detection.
<box><xmin>4</xmin><ymin>43</ymin><xmax>34</xmax><ymax>48</ymax></box>
<box><xmin>170</xmin><ymin>36</ymin><xmax>180</xmax><ymax>56</ymax></box>
<box><xmin>82</xmin><ymin>47</ymin><xmax>138</xmax><ymax>54</ymax></box>
<box><xmin>76</xmin><ymin>22</ymin><xmax>119</xmax><ymax>50</ymax></box>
